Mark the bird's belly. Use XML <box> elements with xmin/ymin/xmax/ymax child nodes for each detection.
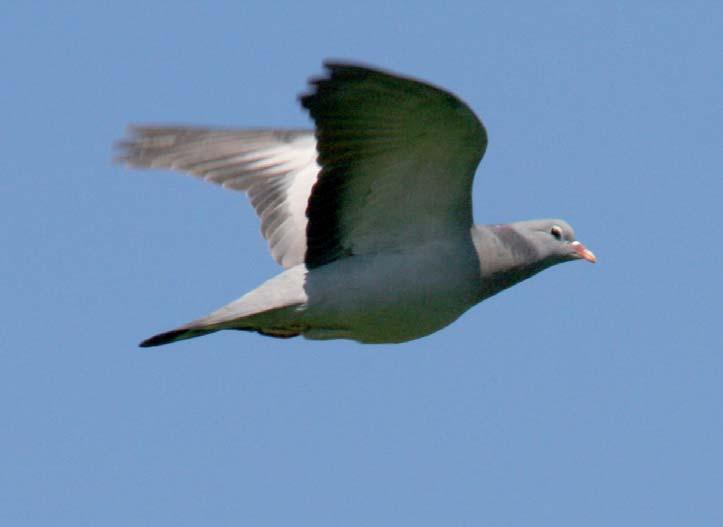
<box><xmin>299</xmin><ymin>247</ymin><xmax>481</xmax><ymax>343</ymax></box>
<box><xmin>323</xmin><ymin>294</ymin><xmax>471</xmax><ymax>344</ymax></box>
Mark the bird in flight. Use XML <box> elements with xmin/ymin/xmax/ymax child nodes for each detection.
<box><xmin>117</xmin><ymin>62</ymin><xmax>596</xmax><ymax>347</ymax></box>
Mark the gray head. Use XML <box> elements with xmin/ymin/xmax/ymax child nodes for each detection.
<box><xmin>509</xmin><ymin>219</ymin><xmax>596</xmax><ymax>265</ymax></box>
<box><xmin>472</xmin><ymin>219</ymin><xmax>595</xmax><ymax>300</ymax></box>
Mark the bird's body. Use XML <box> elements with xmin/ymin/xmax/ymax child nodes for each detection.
<box><xmin>118</xmin><ymin>63</ymin><xmax>595</xmax><ymax>347</ymax></box>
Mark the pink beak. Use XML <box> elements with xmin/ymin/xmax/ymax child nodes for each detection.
<box><xmin>571</xmin><ymin>241</ymin><xmax>597</xmax><ymax>263</ymax></box>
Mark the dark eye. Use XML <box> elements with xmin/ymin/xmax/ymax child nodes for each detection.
<box><xmin>550</xmin><ymin>225</ymin><xmax>563</xmax><ymax>240</ymax></box>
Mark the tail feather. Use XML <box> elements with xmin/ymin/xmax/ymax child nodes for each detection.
<box><xmin>139</xmin><ymin>324</ymin><xmax>302</xmax><ymax>347</ymax></box>
<box><xmin>139</xmin><ymin>278</ymin><xmax>307</xmax><ymax>347</ymax></box>
<box><xmin>139</xmin><ymin>327</ymin><xmax>218</xmax><ymax>348</ymax></box>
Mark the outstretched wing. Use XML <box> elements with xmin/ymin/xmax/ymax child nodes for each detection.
<box><xmin>116</xmin><ymin>127</ymin><xmax>318</xmax><ymax>269</ymax></box>
<box><xmin>300</xmin><ymin>63</ymin><xmax>487</xmax><ymax>268</ymax></box>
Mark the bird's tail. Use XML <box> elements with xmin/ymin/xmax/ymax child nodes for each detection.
<box><xmin>139</xmin><ymin>323</ymin><xmax>300</xmax><ymax>347</ymax></box>
<box><xmin>138</xmin><ymin>302</ymin><xmax>303</xmax><ymax>347</ymax></box>
<box><xmin>139</xmin><ymin>269</ymin><xmax>307</xmax><ymax>348</ymax></box>
<box><xmin>139</xmin><ymin>326</ymin><xmax>218</xmax><ymax>348</ymax></box>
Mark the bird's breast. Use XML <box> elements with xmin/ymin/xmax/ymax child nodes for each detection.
<box><xmin>300</xmin><ymin>239</ymin><xmax>482</xmax><ymax>343</ymax></box>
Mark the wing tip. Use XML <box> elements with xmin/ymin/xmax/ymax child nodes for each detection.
<box><xmin>299</xmin><ymin>60</ymin><xmax>388</xmax><ymax>108</ymax></box>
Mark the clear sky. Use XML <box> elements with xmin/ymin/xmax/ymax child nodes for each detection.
<box><xmin>2</xmin><ymin>1</ymin><xmax>721</xmax><ymax>525</ymax></box>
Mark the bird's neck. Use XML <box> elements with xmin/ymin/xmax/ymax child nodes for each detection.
<box><xmin>471</xmin><ymin>224</ymin><xmax>550</xmax><ymax>299</ymax></box>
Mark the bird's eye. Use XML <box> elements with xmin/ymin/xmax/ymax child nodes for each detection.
<box><xmin>550</xmin><ymin>225</ymin><xmax>563</xmax><ymax>240</ymax></box>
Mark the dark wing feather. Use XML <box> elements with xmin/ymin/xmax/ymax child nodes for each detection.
<box><xmin>300</xmin><ymin>63</ymin><xmax>487</xmax><ymax>268</ymax></box>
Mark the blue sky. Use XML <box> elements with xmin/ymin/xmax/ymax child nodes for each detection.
<box><xmin>2</xmin><ymin>1</ymin><xmax>721</xmax><ymax>525</ymax></box>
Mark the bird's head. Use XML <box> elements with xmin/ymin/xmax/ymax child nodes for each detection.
<box><xmin>514</xmin><ymin>219</ymin><xmax>596</xmax><ymax>265</ymax></box>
